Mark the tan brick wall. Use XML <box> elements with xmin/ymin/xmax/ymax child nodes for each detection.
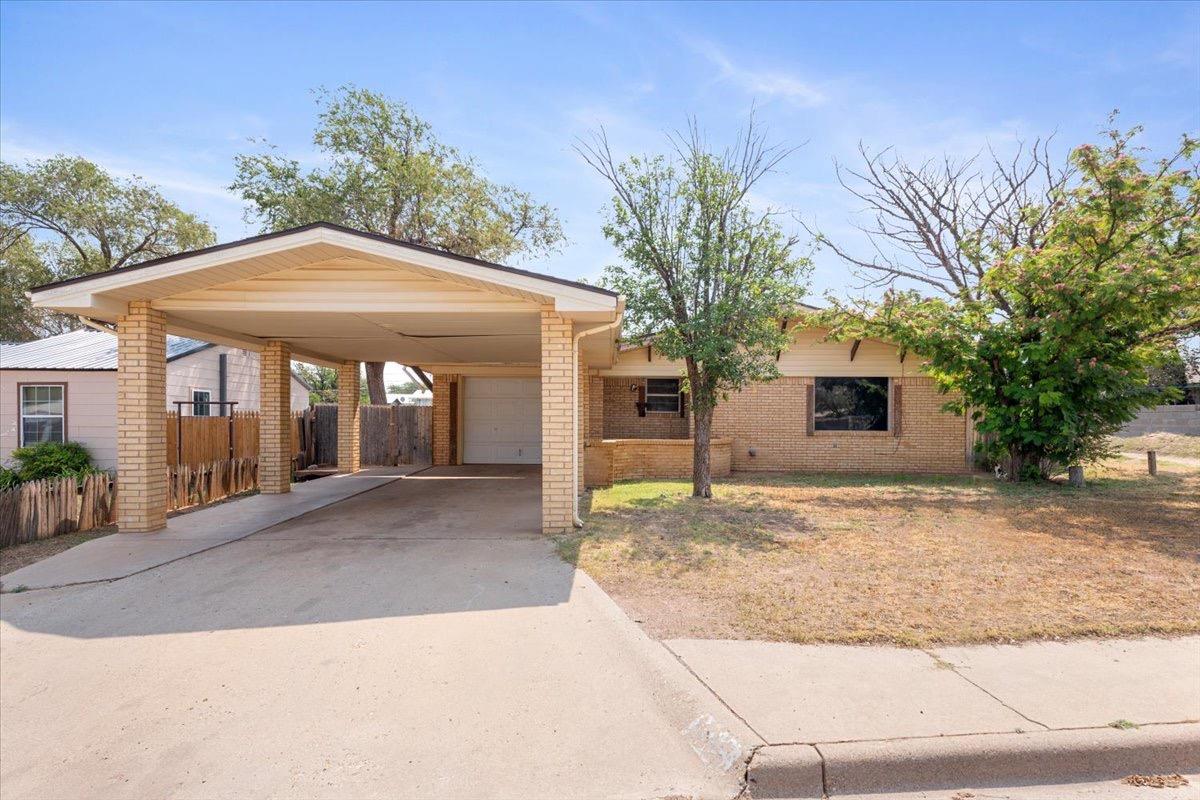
<box><xmin>259</xmin><ymin>341</ymin><xmax>292</xmax><ymax>493</ymax></box>
<box><xmin>588</xmin><ymin>375</ymin><xmax>604</xmax><ymax>439</ymax></box>
<box><xmin>116</xmin><ymin>301</ymin><xmax>167</xmax><ymax>532</ymax></box>
<box><xmin>541</xmin><ymin>308</ymin><xmax>574</xmax><ymax>533</ymax></box>
<box><xmin>585</xmin><ymin>439</ymin><xmax>732</xmax><ymax>487</ymax></box>
<box><xmin>711</xmin><ymin>376</ymin><xmax>970</xmax><ymax>473</ymax></box>
<box><xmin>431</xmin><ymin>373</ymin><xmax>457</xmax><ymax>467</ymax></box>
<box><xmin>602</xmin><ymin>377</ymin><xmax>689</xmax><ymax>439</ymax></box>
<box><xmin>337</xmin><ymin>361</ymin><xmax>360</xmax><ymax>473</ymax></box>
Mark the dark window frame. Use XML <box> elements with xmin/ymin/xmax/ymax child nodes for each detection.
<box><xmin>17</xmin><ymin>382</ymin><xmax>68</xmax><ymax>446</ymax></box>
<box><xmin>812</xmin><ymin>377</ymin><xmax>890</xmax><ymax>432</ymax></box>
<box><xmin>644</xmin><ymin>378</ymin><xmax>681</xmax><ymax>413</ymax></box>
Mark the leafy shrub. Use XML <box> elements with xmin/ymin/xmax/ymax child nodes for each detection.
<box><xmin>9</xmin><ymin>441</ymin><xmax>98</xmax><ymax>482</ymax></box>
<box><xmin>0</xmin><ymin>466</ymin><xmax>22</xmax><ymax>491</ymax></box>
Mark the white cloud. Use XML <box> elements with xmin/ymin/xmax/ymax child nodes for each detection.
<box><xmin>688</xmin><ymin>38</ymin><xmax>825</xmax><ymax>107</ymax></box>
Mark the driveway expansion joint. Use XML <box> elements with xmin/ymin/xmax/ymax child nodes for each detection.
<box><xmin>660</xmin><ymin>640</ymin><xmax>769</xmax><ymax>745</ymax></box>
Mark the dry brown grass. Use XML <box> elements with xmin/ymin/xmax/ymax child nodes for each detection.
<box><xmin>561</xmin><ymin>455</ymin><xmax>1200</xmax><ymax>647</ymax></box>
<box><xmin>1112</xmin><ymin>432</ymin><xmax>1200</xmax><ymax>459</ymax></box>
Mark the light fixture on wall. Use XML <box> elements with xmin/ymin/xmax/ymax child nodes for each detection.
<box><xmin>629</xmin><ymin>383</ymin><xmax>639</xmax><ymax>392</ymax></box>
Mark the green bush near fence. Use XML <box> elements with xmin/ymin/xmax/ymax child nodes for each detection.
<box><xmin>7</xmin><ymin>441</ymin><xmax>101</xmax><ymax>484</ymax></box>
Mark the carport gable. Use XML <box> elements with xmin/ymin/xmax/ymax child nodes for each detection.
<box><xmin>28</xmin><ymin>222</ymin><xmax>619</xmax><ymax>368</ymax></box>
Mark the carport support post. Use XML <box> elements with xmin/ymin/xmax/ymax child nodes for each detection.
<box><xmin>259</xmin><ymin>340</ymin><xmax>292</xmax><ymax>494</ymax></box>
<box><xmin>541</xmin><ymin>307</ymin><xmax>574</xmax><ymax>533</ymax></box>
<box><xmin>116</xmin><ymin>301</ymin><xmax>168</xmax><ymax>532</ymax></box>
<box><xmin>337</xmin><ymin>361</ymin><xmax>361</xmax><ymax>473</ymax></box>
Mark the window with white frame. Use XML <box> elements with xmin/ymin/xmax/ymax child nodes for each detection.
<box><xmin>645</xmin><ymin>378</ymin><xmax>681</xmax><ymax>413</ymax></box>
<box><xmin>19</xmin><ymin>384</ymin><xmax>66</xmax><ymax>445</ymax></box>
<box><xmin>191</xmin><ymin>389</ymin><xmax>212</xmax><ymax>417</ymax></box>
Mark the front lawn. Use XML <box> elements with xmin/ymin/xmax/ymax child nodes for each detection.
<box><xmin>561</xmin><ymin>455</ymin><xmax>1200</xmax><ymax>647</ymax></box>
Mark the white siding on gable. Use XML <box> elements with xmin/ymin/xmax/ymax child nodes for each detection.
<box><xmin>602</xmin><ymin>345</ymin><xmax>686</xmax><ymax>378</ymax></box>
<box><xmin>0</xmin><ymin>370</ymin><xmax>119</xmax><ymax>470</ymax></box>
<box><xmin>777</xmin><ymin>327</ymin><xmax>912</xmax><ymax>378</ymax></box>
<box><xmin>166</xmin><ymin>347</ymin><xmax>309</xmax><ymax>414</ymax></box>
<box><xmin>598</xmin><ymin>325</ymin><xmax>917</xmax><ymax>379</ymax></box>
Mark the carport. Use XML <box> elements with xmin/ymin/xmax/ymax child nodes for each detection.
<box><xmin>28</xmin><ymin>222</ymin><xmax>623</xmax><ymax>534</ymax></box>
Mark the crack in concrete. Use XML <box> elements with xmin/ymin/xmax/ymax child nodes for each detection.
<box><xmin>921</xmin><ymin>649</ymin><xmax>1051</xmax><ymax>731</ymax></box>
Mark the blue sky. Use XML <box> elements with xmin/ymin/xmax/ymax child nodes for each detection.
<box><xmin>2</xmin><ymin>0</ymin><xmax>1198</xmax><ymax>302</ymax></box>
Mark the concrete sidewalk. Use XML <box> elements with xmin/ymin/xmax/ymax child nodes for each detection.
<box><xmin>666</xmin><ymin>636</ymin><xmax>1200</xmax><ymax>798</ymax></box>
<box><xmin>0</xmin><ymin>466</ymin><xmax>421</xmax><ymax>592</ymax></box>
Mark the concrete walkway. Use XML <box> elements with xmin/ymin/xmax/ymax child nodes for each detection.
<box><xmin>1</xmin><ymin>466</ymin><xmax>755</xmax><ymax>799</ymax></box>
<box><xmin>667</xmin><ymin>637</ymin><xmax>1200</xmax><ymax>797</ymax></box>
<box><xmin>0</xmin><ymin>466</ymin><xmax>421</xmax><ymax>591</ymax></box>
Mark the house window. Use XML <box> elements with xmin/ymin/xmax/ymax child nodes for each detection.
<box><xmin>191</xmin><ymin>389</ymin><xmax>212</xmax><ymax>417</ymax></box>
<box><xmin>19</xmin><ymin>384</ymin><xmax>66</xmax><ymax>445</ymax></box>
<box><xmin>814</xmin><ymin>377</ymin><xmax>889</xmax><ymax>431</ymax></box>
<box><xmin>645</xmin><ymin>378</ymin><xmax>681</xmax><ymax>413</ymax></box>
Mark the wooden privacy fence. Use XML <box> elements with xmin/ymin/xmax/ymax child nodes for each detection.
<box><xmin>0</xmin><ymin>472</ymin><xmax>116</xmax><ymax>547</ymax></box>
<box><xmin>312</xmin><ymin>404</ymin><xmax>431</xmax><ymax>466</ymax></box>
<box><xmin>1</xmin><ymin>405</ymin><xmax>431</xmax><ymax>548</ymax></box>
<box><xmin>167</xmin><ymin>411</ymin><xmax>309</xmax><ymax>469</ymax></box>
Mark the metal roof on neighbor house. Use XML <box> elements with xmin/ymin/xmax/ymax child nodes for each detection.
<box><xmin>0</xmin><ymin>329</ymin><xmax>210</xmax><ymax>370</ymax></box>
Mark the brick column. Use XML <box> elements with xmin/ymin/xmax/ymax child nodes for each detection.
<box><xmin>116</xmin><ymin>301</ymin><xmax>167</xmax><ymax>532</ymax></box>
<box><xmin>541</xmin><ymin>307</ymin><xmax>574</xmax><ymax>532</ymax></box>
<box><xmin>259</xmin><ymin>341</ymin><xmax>292</xmax><ymax>493</ymax></box>
<box><xmin>432</xmin><ymin>374</ymin><xmax>456</xmax><ymax>466</ymax></box>
<box><xmin>589</xmin><ymin>375</ymin><xmax>605</xmax><ymax>439</ymax></box>
<box><xmin>577</xmin><ymin>358</ymin><xmax>589</xmax><ymax>495</ymax></box>
<box><xmin>337</xmin><ymin>361</ymin><xmax>360</xmax><ymax>473</ymax></box>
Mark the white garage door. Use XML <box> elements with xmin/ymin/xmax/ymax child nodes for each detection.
<box><xmin>463</xmin><ymin>377</ymin><xmax>542</xmax><ymax>464</ymax></box>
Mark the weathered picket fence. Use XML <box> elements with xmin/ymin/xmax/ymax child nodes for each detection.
<box><xmin>311</xmin><ymin>403</ymin><xmax>432</xmax><ymax>466</ymax></box>
<box><xmin>0</xmin><ymin>472</ymin><xmax>116</xmax><ymax>547</ymax></box>
<box><xmin>166</xmin><ymin>458</ymin><xmax>259</xmax><ymax>512</ymax></box>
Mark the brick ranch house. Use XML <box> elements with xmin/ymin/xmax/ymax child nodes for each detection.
<box><xmin>26</xmin><ymin>222</ymin><xmax>972</xmax><ymax>535</ymax></box>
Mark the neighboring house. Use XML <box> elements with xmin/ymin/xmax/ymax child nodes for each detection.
<box><xmin>590</xmin><ymin>324</ymin><xmax>972</xmax><ymax>476</ymax></box>
<box><xmin>1</xmin><ymin>329</ymin><xmax>311</xmax><ymax>470</ymax></box>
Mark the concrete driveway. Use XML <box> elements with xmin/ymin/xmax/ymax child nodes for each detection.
<box><xmin>0</xmin><ymin>466</ymin><xmax>755</xmax><ymax>799</ymax></box>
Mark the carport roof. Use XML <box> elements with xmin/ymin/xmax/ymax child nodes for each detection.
<box><xmin>28</xmin><ymin>222</ymin><xmax>623</xmax><ymax>368</ymax></box>
<box><xmin>30</xmin><ymin>221</ymin><xmax>618</xmax><ymax>298</ymax></box>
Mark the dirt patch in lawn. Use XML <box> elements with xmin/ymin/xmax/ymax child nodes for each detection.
<box><xmin>1</xmin><ymin>528</ymin><xmax>115</xmax><ymax>579</ymax></box>
<box><xmin>561</xmin><ymin>456</ymin><xmax>1200</xmax><ymax>647</ymax></box>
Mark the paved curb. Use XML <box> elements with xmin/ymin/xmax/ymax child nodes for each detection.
<box><xmin>746</xmin><ymin>722</ymin><xmax>1200</xmax><ymax>798</ymax></box>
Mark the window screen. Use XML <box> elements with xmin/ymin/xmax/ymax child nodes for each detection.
<box><xmin>814</xmin><ymin>378</ymin><xmax>889</xmax><ymax>431</ymax></box>
<box><xmin>192</xmin><ymin>389</ymin><xmax>212</xmax><ymax>417</ymax></box>
<box><xmin>20</xmin><ymin>385</ymin><xmax>65</xmax><ymax>445</ymax></box>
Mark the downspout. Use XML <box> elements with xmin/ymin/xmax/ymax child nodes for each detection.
<box><xmin>572</xmin><ymin>313</ymin><xmax>623</xmax><ymax>528</ymax></box>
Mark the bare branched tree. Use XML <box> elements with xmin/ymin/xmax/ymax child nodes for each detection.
<box><xmin>577</xmin><ymin>118</ymin><xmax>810</xmax><ymax>497</ymax></box>
<box><xmin>807</xmin><ymin>138</ymin><xmax>1072</xmax><ymax>313</ymax></box>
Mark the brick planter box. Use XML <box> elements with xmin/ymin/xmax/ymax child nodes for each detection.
<box><xmin>584</xmin><ymin>438</ymin><xmax>732</xmax><ymax>488</ymax></box>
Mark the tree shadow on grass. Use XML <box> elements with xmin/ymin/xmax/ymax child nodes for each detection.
<box><xmin>716</xmin><ymin>469</ymin><xmax>1200</xmax><ymax>562</ymax></box>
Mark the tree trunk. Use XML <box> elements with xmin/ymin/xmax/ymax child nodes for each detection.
<box><xmin>692</xmin><ymin>404</ymin><xmax>713</xmax><ymax>498</ymax></box>
<box><xmin>688</xmin><ymin>360</ymin><xmax>713</xmax><ymax>499</ymax></box>
<box><xmin>365</xmin><ymin>361</ymin><xmax>387</xmax><ymax>405</ymax></box>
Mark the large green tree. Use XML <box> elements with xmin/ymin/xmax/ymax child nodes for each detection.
<box><xmin>0</xmin><ymin>156</ymin><xmax>215</xmax><ymax>341</ymax></box>
<box><xmin>579</xmin><ymin>122</ymin><xmax>811</xmax><ymax>497</ymax></box>
<box><xmin>818</xmin><ymin>125</ymin><xmax>1199</xmax><ymax>479</ymax></box>
<box><xmin>231</xmin><ymin>86</ymin><xmax>566</xmax><ymax>403</ymax></box>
